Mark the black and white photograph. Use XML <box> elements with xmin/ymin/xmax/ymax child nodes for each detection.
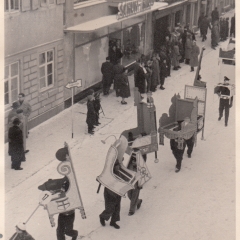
<box><xmin>1</xmin><ymin>0</ymin><xmax>238</xmax><ymax>239</ymax></box>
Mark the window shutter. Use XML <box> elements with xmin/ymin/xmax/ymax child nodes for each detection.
<box><xmin>57</xmin><ymin>0</ymin><xmax>65</xmax><ymax>4</ymax></box>
<box><xmin>21</xmin><ymin>0</ymin><xmax>31</xmax><ymax>11</ymax></box>
<box><xmin>31</xmin><ymin>0</ymin><xmax>39</xmax><ymax>10</ymax></box>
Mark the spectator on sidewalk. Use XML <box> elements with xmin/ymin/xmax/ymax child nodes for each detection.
<box><xmin>145</xmin><ymin>59</ymin><xmax>153</xmax><ymax>92</ymax></box>
<box><xmin>190</xmin><ymin>40</ymin><xmax>200</xmax><ymax>72</ymax></box>
<box><xmin>230</xmin><ymin>14</ymin><xmax>235</xmax><ymax>37</ymax></box>
<box><xmin>8</xmin><ymin>118</ymin><xmax>25</xmax><ymax>170</ymax></box>
<box><xmin>135</xmin><ymin>60</ymin><xmax>146</xmax><ymax>99</ymax></box>
<box><xmin>150</xmin><ymin>53</ymin><xmax>160</xmax><ymax>92</ymax></box>
<box><xmin>219</xmin><ymin>18</ymin><xmax>225</xmax><ymax>41</ymax></box>
<box><xmin>211</xmin><ymin>21</ymin><xmax>219</xmax><ymax>50</ymax></box>
<box><xmin>164</xmin><ymin>36</ymin><xmax>172</xmax><ymax>77</ymax></box>
<box><xmin>211</xmin><ymin>7</ymin><xmax>219</xmax><ymax>24</ymax></box>
<box><xmin>181</xmin><ymin>27</ymin><xmax>188</xmax><ymax>59</ymax></box>
<box><xmin>93</xmin><ymin>92</ymin><xmax>101</xmax><ymax>126</ymax></box>
<box><xmin>201</xmin><ymin>15</ymin><xmax>212</xmax><ymax>42</ymax></box>
<box><xmin>9</xmin><ymin>222</ymin><xmax>35</xmax><ymax>240</ymax></box>
<box><xmin>17</xmin><ymin>93</ymin><xmax>32</xmax><ymax>139</ymax></box>
<box><xmin>86</xmin><ymin>90</ymin><xmax>96</xmax><ymax>135</ymax></box>
<box><xmin>118</xmin><ymin>67</ymin><xmax>130</xmax><ymax>105</ymax></box>
<box><xmin>159</xmin><ymin>59</ymin><xmax>167</xmax><ymax>90</ymax></box>
<box><xmin>113</xmin><ymin>60</ymin><xmax>124</xmax><ymax>97</ymax></box>
<box><xmin>178</xmin><ymin>38</ymin><xmax>184</xmax><ymax>63</ymax></box>
<box><xmin>127</xmin><ymin>153</ymin><xmax>143</xmax><ymax>216</ymax></box>
<box><xmin>185</xmin><ymin>33</ymin><xmax>192</xmax><ymax>64</ymax></box>
<box><xmin>198</xmin><ymin>12</ymin><xmax>205</xmax><ymax>37</ymax></box>
<box><xmin>172</xmin><ymin>41</ymin><xmax>180</xmax><ymax>71</ymax></box>
<box><xmin>101</xmin><ymin>57</ymin><xmax>114</xmax><ymax>95</ymax></box>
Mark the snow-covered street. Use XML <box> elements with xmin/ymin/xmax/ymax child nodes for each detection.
<box><xmin>4</xmin><ymin>10</ymin><xmax>236</xmax><ymax>240</ymax></box>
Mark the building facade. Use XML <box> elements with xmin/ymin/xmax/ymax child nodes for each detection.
<box><xmin>4</xmin><ymin>0</ymin><xmax>234</xmax><ymax>140</ymax></box>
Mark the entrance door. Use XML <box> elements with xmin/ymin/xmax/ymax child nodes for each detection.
<box><xmin>153</xmin><ymin>15</ymin><xmax>169</xmax><ymax>53</ymax></box>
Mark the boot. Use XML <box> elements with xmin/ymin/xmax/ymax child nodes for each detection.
<box><xmin>99</xmin><ymin>216</ymin><xmax>105</xmax><ymax>226</ymax></box>
<box><xmin>190</xmin><ymin>67</ymin><xmax>194</xmax><ymax>72</ymax></box>
<box><xmin>110</xmin><ymin>222</ymin><xmax>120</xmax><ymax>229</ymax></box>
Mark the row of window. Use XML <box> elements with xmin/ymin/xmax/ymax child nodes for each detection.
<box><xmin>5</xmin><ymin>0</ymin><xmax>55</xmax><ymax>12</ymax></box>
<box><xmin>5</xmin><ymin>50</ymin><xmax>54</xmax><ymax>106</ymax></box>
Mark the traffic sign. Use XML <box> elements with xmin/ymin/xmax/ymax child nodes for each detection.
<box><xmin>65</xmin><ymin>79</ymin><xmax>82</xmax><ymax>89</ymax></box>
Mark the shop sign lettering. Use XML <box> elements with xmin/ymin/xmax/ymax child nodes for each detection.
<box><xmin>117</xmin><ymin>0</ymin><xmax>154</xmax><ymax>20</ymax></box>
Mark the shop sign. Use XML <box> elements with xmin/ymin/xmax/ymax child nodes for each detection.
<box><xmin>117</xmin><ymin>0</ymin><xmax>155</xmax><ymax>20</ymax></box>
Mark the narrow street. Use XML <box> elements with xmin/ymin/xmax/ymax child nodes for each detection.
<box><xmin>4</xmin><ymin>9</ymin><xmax>236</xmax><ymax>240</ymax></box>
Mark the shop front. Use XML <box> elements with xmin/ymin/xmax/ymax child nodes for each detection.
<box><xmin>65</xmin><ymin>1</ymin><xmax>168</xmax><ymax>96</ymax></box>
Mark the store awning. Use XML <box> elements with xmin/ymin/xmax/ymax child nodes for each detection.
<box><xmin>157</xmin><ymin>0</ymin><xmax>188</xmax><ymax>11</ymax></box>
<box><xmin>64</xmin><ymin>2</ymin><xmax>168</xmax><ymax>33</ymax></box>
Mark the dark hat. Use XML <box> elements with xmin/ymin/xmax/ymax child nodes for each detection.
<box><xmin>12</xmin><ymin>118</ymin><xmax>21</xmax><ymax>125</ymax></box>
<box><xmin>55</xmin><ymin>147</ymin><xmax>69</xmax><ymax>162</ymax></box>
<box><xmin>224</xmin><ymin>76</ymin><xmax>230</xmax><ymax>81</ymax></box>
<box><xmin>106</xmin><ymin>56</ymin><xmax>110</xmax><ymax>60</ymax></box>
<box><xmin>88</xmin><ymin>89</ymin><xmax>94</xmax><ymax>95</ymax></box>
<box><xmin>16</xmin><ymin>109</ymin><xmax>23</xmax><ymax>114</ymax></box>
<box><xmin>12</xmin><ymin>102</ymin><xmax>19</xmax><ymax>109</ymax></box>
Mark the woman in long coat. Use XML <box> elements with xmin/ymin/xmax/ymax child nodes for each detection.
<box><xmin>135</xmin><ymin>61</ymin><xmax>146</xmax><ymax>98</ymax></box>
<box><xmin>118</xmin><ymin>68</ymin><xmax>131</xmax><ymax>105</ymax></box>
<box><xmin>172</xmin><ymin>41</ymin><xmax>180</xmax><ymax>70</ymax></box>
<box><xmin>8</xmin><ymin>118</ymin><xmax>25</xmax><ymax>170</ymax></box>
<box><xmin>211</xmin><ymin>21</ymin><xmax>219</xmax><ymax>49</ymax></box>
<box><xmin>113</xmin><ymin>60</ymin><xmax>124</xmax><ymax>97</ymax></box>
<box><xmin>185</xmin><ymin>34</ymin><xmax>192</xmax><ymax>64</ymax></box>
<box><xmin>150</xmin><ymin>54</ymin><xmax>160</xmax><ymax>92</ymax></box>
<box><xmin>190</xmin><ymin>40</ymin><xmax>200</xmax><ymax>72</ymax></box>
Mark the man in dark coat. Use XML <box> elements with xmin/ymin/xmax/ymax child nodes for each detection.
<box><xmin>93</xmin><ymin>92</ymin><xmax>101</xmax><ymax>126</ymax></box>
<box><xmin>99</xmin><ymin>160</ymin><xmax>122</xmax><ymax>229</ymax></box>
<box><xmin>86</xmin><ymin>90</ymin><xmax>97</xmax><ymax>135</ymax></box>
<box><xmin>181</xmin><ymin>27</ymin><xmax>188</xmax><ymax>57</ymax></box>
<box><xmin>8</xmin><ymin>118</ymin><xmax>25</xmax><ymax>170</ymax></box>
<box><xmin>201</xmin><ymin>15</ymin><xmax>212</xmax><ymax>42</ymax></box>
<box><xmin>159</xmin><ymin>59</ymin><xmax>167</xmax><ymax>90</ymax></box>
<box><xmin>119</xmin><ymin>68</ymin><xmax>130</xmax><ymax>104</ymax></box>
<box><xmin>230</xmin><ymin>15</ymin><xmax>235</xmax><ymax>37</ymax></box>
<box><xmin>164</xmin><ymin>36</ymin><xmax>172</xmax><ymax>77</ymax></box>
<box><xmin>217</xmin><ymin>76</ymin><xmax>233</xmax><ymax>127</ymax></box>
<box><xmin>198</xmin><ymin>12</ymin><xmax>205</xmax><ymax>37</ymax></box>
<box><xmin>211</xmin><ymin>7</ymin><xmax>219</xmax><ymax>24</ymax></box>
<box><xmin>101</xmin><ymin>57</ymin><xmax>114</xmax><ymax>95</ymax></box>
<box><xmin>109</xmin><ymin>45</ymin><xmax>123</xmax><ymax>65</ymax></box>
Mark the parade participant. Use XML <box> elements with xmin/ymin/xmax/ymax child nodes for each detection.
<box><xmin>201</xmin><ymin>15</ymin><xmax>212</xmax><ymax>42</ymax></box>
<box><xmin>135</xmin><ymin>60</ymin><xmax>146</xmax><ymax>99</ymax></box>
<box><xmin>230</xmin><ymin>14</ymin><xmax>235</xmax><ymax>38</ymax></box>
<box><xmin>127</xmin><ymin>152</ymin><xmax>143</xmax><ymax>216</ymax></box>
<box><xmin>190</xmin><ymin>40</ymin><xmax>200</xmax><ymax>72</ymax></box>
<box><xmin>182</xmin><ymin>117</ymin><xmax>195</xmax><ymax>158</ymax></box>
<box><xmin>150</xmin><ymin>53</ymin><xmax>160</xmax><ymax>92</ymax></box>
<box><xmin>170</xmin><ymin>127</ymin><xmax>186</xmax><ymax>173</ymax></box>
<box><xmin>217</xmin><ymin>76</ymin><xmax>233</xmax><ymax>127</ymax></box>
<box><xmin>9</xmin><ymin>222</ymin><xmax>35</xmax><ymax>240</ymax></box>
<box><xmin>8</xmin><ymin>118</ymin><xmax>25</xmax><ymax>170</ymax></box>
<box><xmin>101</xmin><ymin>57</ymin><xmax>114</xmax><ymax>95</ymax></box>
<box><xmin>86</xmin><ymin>89</ymin><xmax>96</xmax><ymax>135</ymax></box>
<box><xmin>99</xmin><ymin>159</ymin><xmax>122</xmax><ymax>229</ymax></box>
<box><xmin>113</xmin><ymin>59</ymin><xmax>124</xmax><ymax>96</ymax></box>
<box><xmin>119</xmin><ymin>67</ymin><xmax>130</xmax><ymax>105</ymax></box>
<box><xmin>17</xmin><ymin>93</ymin><xmax>32</xmax><ymax>138</ymax></box>
<box><xmin>172</xmin><ymin>41</ymin><xmax>180</xmax><ymax>71</ymax></box>
<box><xmin>185</xmin><ymin>33</ymin><xmax>192</xmax><ymax>64</ymax></box>
<box><xmin>93</xmin><ymin>92</ymin><xmax>101</xmax><ymax>126</ymax></box>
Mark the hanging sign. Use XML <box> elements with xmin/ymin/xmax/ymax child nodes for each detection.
<box><xmin>117</xmin><ymin>0</ymin><xmax>154</xmax><ymax>20</ymax></box>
